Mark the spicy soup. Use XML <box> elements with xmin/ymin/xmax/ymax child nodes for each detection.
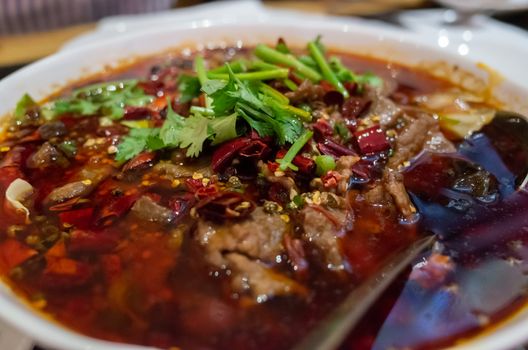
<box><xmin>0</xmin><ymin>38</ymin><xmax>527</xmax><ymax>350</ymax></box>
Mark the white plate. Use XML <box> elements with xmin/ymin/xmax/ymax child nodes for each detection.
<box><xmin>0</xmin><ymin>11</ymin><xmax>528</xmax><ymax>350</ymax></box>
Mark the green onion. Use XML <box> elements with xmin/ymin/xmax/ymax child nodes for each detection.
<box><xmin>307</xmin><ymin>41</ymin><xmax>349</xmax><ymax>99</ymax></box>
<box><xmin>207</xmin><ymin>69</ymin><xmax>289</xmax><ymax>81</ymax></box>
<box><xmin>259</xmin><ymin>84</ymin><xmax>289</xmax><ymax>105</ymax></box>
<box><xmin>278</xmin><ymin>130</ymin><xmax>313</xmax><ymax>171</ymax></box>
<box><xmin>283</xmin><ymin>78</ymin><xmax>298</xmax><ymax>91</ymax></box>
<box><xmin>315</xmin><ymin>155</ymin><xmax>336</xmax><ymax>176</ymax></box>
<box><xmin>208</xmin><ymin>60</ymin><xmax>248</xmax><ymax>74</ymax></box>
<box><xmin>254</xmin><ymin>44</ymin><xmax>322</xmax><ymax>82</ymax></box>
<box><xmin>251</xmin><ymin>60</ymin><xmax>283</xmax><ymax>71</ymax></box>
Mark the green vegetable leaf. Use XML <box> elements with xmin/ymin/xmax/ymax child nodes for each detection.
<box><xmin>209</xmin><ymin>113</ymin><xmax>238</xmax><ymax>145</ymax></box>
<box><xmin>178</xmin><ymin>114</ymin><xmax>210</xmax><ymax>157</ymax></box>
<box><xmin>14</xmin><ymin>93</ymin><xmax>37</xmax><ymax>119</ymax></box>
<box><xmin>160</xmin><ymin>101</ymin><xmax>186</xmax><ymax>146</ymax></box>
<box><xmin>116</xmin><ymin>127</ymin><xmax>160</xmax><ymax>162</ymax></box>
<box><xmin>46</xmin><ymin>80</ymin><xmax>154</xmax><ymax>120</ymax></box>
<box><xmin>178</xmin><ymin>74</ymin><xmax>201</xmax><ymax>103</ymax></box>
<box><xmin>202</xmin><ymin>79</ymin><xmax>228</xmax><ymax>95</ymax></box>
<box><xmin>236</xmin><ymin>105</ymin><xmax>274</xmax><ymax>137</ymax></box>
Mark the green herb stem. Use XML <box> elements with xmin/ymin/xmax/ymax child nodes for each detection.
<box><xmin>281</xmin><ymin>105</ymin><xmax>312</xmax><ymax>122</ymax></box>
<box><xmin>254</xmin><ymin>44</ymin><xmax>322</xmax><ymax>82</ymax></box>
<box><xmin>259</xmin><ymin>84</ymin><xmax>289</xmax><ymax>105</ymax></box>
<box><xmin>307</xmin><ymin>42</ymin><xmax>349</xmax><ymax>99</ymax></box>
<box><xmin>194</xmin><ymin>55</ymin><xmax>208</xmax><ymax>86</ymax></box>
<box><xmin>278</xmin><ymin>130</ymin><xmax>313</xmax><ymax>171</ymax></box>
<box><xmin>190</xmin><ymin>106</ymin><xmax>215</xmax><ymax>116</ymax></box>
<box><xmin>283</xmin><ymin>78</ymin><xmax>298</xmax><ymax>91</ymax></box>
<box><xmin>207</xmin><ymin>69</ymin><xmax>289</xmax><ymax>81</ymax></box>
<box><xmin>251</xmin><ymin>60</ymin><xmax>283</xmax><ymax>71</ymax></box>
<box><xmin>208</xmin><ymin>60</ymin><xmax>248</xmax><ymax>74</ymax></box>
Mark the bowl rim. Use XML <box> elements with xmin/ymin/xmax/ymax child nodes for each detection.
<box><xmin>0</xmin><ymin>17</ymin><xmax>527</xmax><ymax>350</ymax></box>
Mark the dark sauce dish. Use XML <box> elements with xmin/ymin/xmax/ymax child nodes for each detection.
<box><xmin>0</xmin><ymin>22</ymin><xmax>527</xmax><ymax>350</ymax></box>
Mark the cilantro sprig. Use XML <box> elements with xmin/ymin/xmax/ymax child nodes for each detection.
<box><xmin>115</xmin><ymin>101</ymin><xmax>238</xmax><ymax>161</ymax></box>
<box><xmin>43</xmin><ymin>80</ymin><xmax>154</xmax><ymax>120</ymax></box>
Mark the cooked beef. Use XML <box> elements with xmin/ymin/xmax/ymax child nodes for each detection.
<box><xmin>153</xmin><ymin>157</ymin><xmax>212</xmax><ymax>179</ymax></box>
<box><xmin>285</xmin><ymin>80</ymin><xmax>325</xmax><ymax>104</ymax></box>
<box><xmin>258</xmin><ymin>161</ymin><xmax>298</xmax><ymax>193</ymax></box>
<box><xmin>363</xmin><ymin>182</ymin><xmax>393</xmax><ymax>206</ymax></box>
<box><xmin>383</xmin><ymin>112</ymin><xmax>455</xmax><ymax>219</ymax></box>
<box><xmin>368</xmin><ymin>96</ymin><xmax>402</xmax><ymax>128</ymax></box>
<box><xmin>131</xmin><ymin>196</ymin><xmax>175</xmax><ymax>224</ymax></box>
<box><xmin>335</xmin><ymin>155</ymin><xmax>360</xmax><ymax>194</ymax></box>
<box><xmin>383</xmin><ymin>170</ymin><xmax>417</xmax><ymax>220</ymax></box>
<box><xmin>38</xmin><ymin>121</ymin><xmax>67</xmax><ymax>140</ymax></box>
<box><xmin>45</xmin><ymin>165</ymin><xmax>113</xmax><ymax>206</ymax></box>
<box><xmin>301</xmin><ymin>206</ymin><xmax>350</xmax><ymax>271</ymax></box>
<box><xmin>388</xmin><ymin>113</ymin><xmax>437</xmax><ymax>169</ymax></box>
<box><xmin>26</xmin><ymin>142</ymin><xmax>68</xmax><ymax>169</ymax></box>
<box><xmin>196</xmin><ymin>207</ymin><xmax>286</xmax><ymax>267</ymax></box>
<box><xmin>225</xmin><ymin>253</ymin><xmax>306</xmax><ymax>300</ymax></box>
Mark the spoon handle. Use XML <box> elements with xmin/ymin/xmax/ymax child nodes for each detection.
<box><xmin>292</xmin><ymin>235</ymin><xmax>436</xmax><ymax>350</ymax></box>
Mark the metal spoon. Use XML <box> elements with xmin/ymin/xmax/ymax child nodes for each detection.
<box><xmin>293</xmin><ymin>110</ymin><xmax>528</xmax><ymax>350</ymax></box>
<box><xmin>291</xmin><ymin>234</ymin><xmax>436</xmax><ymax>350</ymax></box>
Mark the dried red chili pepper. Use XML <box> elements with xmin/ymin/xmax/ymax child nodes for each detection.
<box><xmin>342</xmin><ymin>96</ymin><xmax>371</xmax><ymax>120</ymax></box>
<box><xmin>239</xmin><ymin>140</ymin><xmax>271</xmax><ymax>159</ymax></box>
<box><xmin>185</xmin><ymin>178</ymin><xmax>204</xmax><ymax>192</ymax></box>
<box><xmin>195</xmin><ymin>183</ymin><xmax>219</xmax><ymax>200</ymax></box>
<box><xmin>322</xmin><ymin>171</ymin><xmax>342</xmax><ymax>189</ymax></box>
<box><xmin>312</xmin><ymin>118</ymin><xmax>333</xmax><ymax>140</ymax></box>
<box><xmin>122</xmin><ymin>152</ymin><xmax>157</xmax><ymax>172</ymax></box>
<box><xmin>211</xmin><ymin>137</ymin><xmax>252</xmax><ymax>172</ymax></box>
<box><xmin>275</xmin><ymin>149</ymin><xmax>314</xmax><ymax>174</ymax></box>
<box><xmin>94</xmin><ymin>193</ymin><xmax>139</xmax><ymax>227</ymax></box>
<box><xmin>354</xmin><ymin>125</ymin><xmax>390</xmax><ymax>155</ymax></box>
<box><xmin>317</xmin><ymin>139</ymin><xmax>357</xmax><ymax>158</ymax></box>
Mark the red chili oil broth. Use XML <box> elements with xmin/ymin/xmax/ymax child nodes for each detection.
<box><xmin>0</xmin><ymin>48</ymin><xmax>527</xmax><ymax>350</ymax></box>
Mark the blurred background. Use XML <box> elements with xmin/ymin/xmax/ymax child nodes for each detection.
<box><xmin>1</xmin><ymin>0</ymin><xmax>528</xmax><ymax>79</ymax></box>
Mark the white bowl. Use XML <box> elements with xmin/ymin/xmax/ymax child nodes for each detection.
<box><xmin>0</xmin><ymin>17</ymin><xmax>527</xmax><ymax>350</ymax></box>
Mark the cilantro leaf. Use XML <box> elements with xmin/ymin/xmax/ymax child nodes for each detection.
<box><xmin>115</xmin><ymin>128</ymin><xmax>160</xmax><ymax>162</ymax></box>
<box><xmin>202</xmin><ymin>79</ymin><xmax>228</xmax><ymax>95</ymax></box>
<box><xmin>236</xmin><ymin>105</ymin><xmax>274</xmax><ymax>137</ymax></box>
<box><xmin>205</xmin><ymin>64</ymin><xmax>304</xmax><ymax>145</ymax></box>
<box><xmin>178</xmin><ymin>75</ymin><xmax>201</xmax><ymax>103</ymax></box>
<box><xmin>209</xmin><ymin>113</ymin><xmax>238</xmax><ymax>145</ymax></box>
<box><xmin>160</xmin><ymin>101</ymin><xmax>186</xmax><ymax>146</ymax></box>
<box><xmin>46</xmin><ymin>80</ymin><xmax>154</xmax><ymax>120</ymax></box>
<box><xmin>177</xmin><ymin>114</ymin><xmax>210</xmax><ymax>157</ymax></box>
